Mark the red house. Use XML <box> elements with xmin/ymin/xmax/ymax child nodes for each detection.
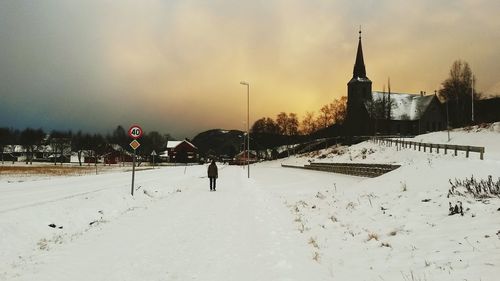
<box><xmin>232</xmin><ymin>150</ymin><xmax>258</xmax><ymax>165</ymax></box>
<box><xmin>165</xmin><ymin>140</ymin><xmax>199</xmax><ymax>163</ymax></box>
<box><xmin>103</xmin><ymin>144</ymin><xmax>133</xmax><ymax>164</ymax></box>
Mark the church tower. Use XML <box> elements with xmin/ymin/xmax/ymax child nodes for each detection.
<box><xmin>346</xmin><ymin>29</ymin><xmax>372</xmax><ymax>134</ymax></box>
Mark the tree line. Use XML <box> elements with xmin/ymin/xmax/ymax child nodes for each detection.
<box><xmin>0</xmin><ymin>126</ymin><xmax>175</xmax><ymax>165</ymax></box>
<box><xmin>246</xmin><ymin>96</ymin><xmax>347</xmax><ymax>158</ymax></box>
<box><xmin>251</xmin><ymin>96</ymin><xmax>347</xmax><ymax>136</ymax></box>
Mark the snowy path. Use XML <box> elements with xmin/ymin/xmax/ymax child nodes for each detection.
<box><xmin>2</xmin><ymin>164</ymin><xmax>348</xmax><ymax>281</ymax></box>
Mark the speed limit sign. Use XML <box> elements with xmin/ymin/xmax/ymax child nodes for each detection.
<box><xmin>128</xmin><ymin>125</ymin><xmax>143</xmax><ymax>139</ymax></box>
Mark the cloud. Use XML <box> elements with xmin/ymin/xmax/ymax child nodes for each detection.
<box><xmin>0</xmin><ymin>0</ymin><xmax>499</xmax><ymax>137</ymax></box>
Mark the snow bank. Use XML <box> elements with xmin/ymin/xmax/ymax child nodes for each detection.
<box><xmin>274</xmin><ymin>123</ymin><xmax>500</xmax><ymax>280</ymax></box>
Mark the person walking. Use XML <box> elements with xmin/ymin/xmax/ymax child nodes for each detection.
<box><xmin>207</xmin><ymin>159</ymin><xmax>218</xmax><ymax>191</ymax></box>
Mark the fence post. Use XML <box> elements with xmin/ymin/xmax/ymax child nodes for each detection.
<box><xmin>436</xmin><ymin>145</ymin><xmax>440</xmax><ymax>154</ymax></box>
<box><xmin>466</xmin><ymin>146</ymin><xmax>470</xmax><ymax>158</ymax></box>
<box><xmin>480</xmin><ymin>147</ymin><xmax>484</xmax><ymax>160</ymax></box>
<box><xmin>444</xmin><ymin>145</ymin><xmax>447</xmax><ymax>155</ymax></box>
<box><xmin>454</xmin><ymin>146</ymin><xmax>457</xmax><ymax>156</ymax></box>
<box><xmin>418</xmin><ymin>143</ymin><xmax>421</xmax><ymax>151</ymax></box>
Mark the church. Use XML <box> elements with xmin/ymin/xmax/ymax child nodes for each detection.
<box><xmin>345</xmin><ymin>31</ymin><xmax>446</xmax><ymax>136</ymax></box>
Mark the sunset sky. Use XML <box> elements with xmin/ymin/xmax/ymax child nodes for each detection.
<box><xmin>1</xmin><ymin>0</ymin><xmax>499</xmax><ymax>138</ymax></box>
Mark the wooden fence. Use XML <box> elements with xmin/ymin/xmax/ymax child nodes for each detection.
<box><xmin>372</xmin><ymin>137</ymin><xmax>485</xmax><ymax>160</ymax></box>
<box><xmin>282</xmin><ymin>162</ymin><xmax>400</xmax><ymax>178</ymax></box>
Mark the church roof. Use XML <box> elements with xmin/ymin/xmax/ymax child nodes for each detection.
<box><xmin>367</xmin><ymin>91</ymin><xmax>436</xmax><ymax>121</ymax></box>
<box><xmin>352</xmin><ymin>31</ymin><xmax>367</xmax><ymax>79</ymax></box>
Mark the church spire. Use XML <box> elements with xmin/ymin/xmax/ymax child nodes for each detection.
<box><xmin>353</xmin><ymin>28</ymin><xmax>367</xmax><ymax>79</ymax></box>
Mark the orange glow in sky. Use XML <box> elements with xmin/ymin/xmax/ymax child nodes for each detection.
<box><xmin>1</xmin><ymin>0</ymin><xmax>499</xmax><ymax>138</ymax></box>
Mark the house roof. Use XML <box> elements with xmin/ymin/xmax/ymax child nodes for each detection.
<box><xmin>235</xmin><ymin>150</ymin><xmax>258</xmax><ymax>158</ymax></box>
<box><xmin>166</xmin><ymin>141</ymin><xmax>182</xmax><ymax>149</ymax></box>
<box><xmin>109</xmin><ymin>144</ymin><xmax>124</xmax><ymax>151</ymax></box>
<box><xmin>166</xmin><ymin>140</ymin><xmax>197</xmax><ymax>149</ymax></box>
<box><xmin>367</xmin><ymin>91</ymin><xmax>436</xmax><ymax>121</ymax></box>
<box><xmin>2</xmin><ymin>145</ymin><xmax>53</xmax><ymax>153</ymax></box>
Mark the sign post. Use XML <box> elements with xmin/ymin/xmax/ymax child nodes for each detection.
<box><xmin>151</xmin><ymin>150</ymin><xmax>157</xmax><ymax>169</ymax></box>
<box><xmin>128</xmin><ymin>125</ymin><xmax>143</xmax><ymax>196</ymax></box>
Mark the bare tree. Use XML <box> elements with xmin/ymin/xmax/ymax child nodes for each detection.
<box><xmin>251</xmin><ymin>117</ymin><xmax>280</xmax><ymax>134</ymax></box>
<box><xmin>318</xmin><ymin>104</ymin><xmax>334</xmax><ymax>129</ymax></box>
<box><xmin>365</xmin><ymin>94</ymin><xmax>396</xmax><ymax>134</ymax></box>
<box><xmin>288</xmin><ymin>113</ymin><xmax>299</xmax><ymax>135</ymax></box>
<box><xmin>49</xmin><ymin>130</ymin><xmax>72</xmax><ymax>165</ymax></box>
<box><xmin>438</xmin><ymin>60</ymin><xmax>478</xmax><ymax>126</ymax></box>
<box><xmin>314</xmin><ymin>97</ymin><xmax>348</xmax><ymax>131</ymax></box>
<box><xmin>0</xmin><ymin>128</ymin><xmax>10</xmax><ymax>164</ymax></box>
<box><xmin>331</xmin><ymin>96</ymin><xmax>347</xmax><ymax>124</ymax></box>
<box><xmin>276</xmin><ymin>112</ymin><xmax>299</xmax><ymax>136</ymax></box>
<box><xmin>275</xmin><ymin>112</ymin><xmax>299</xmax><ymax>156</ymax></box>
<box><xmin>276</xmin><ymin>112</ymin><xmax>289</xmax><ymax>135</ymax></box>
<box><xmin>300</xmin><ymin>112</ymin><xmax>317</xmax><ymax>135</ymax></box>
<box><xmin>19</xmin><ymin>128</ymin><xmax>45</xmax><ymax>164</ymax></box>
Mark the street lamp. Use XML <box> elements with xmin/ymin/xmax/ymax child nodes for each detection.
<box><xmin>240</xmin><ymin>81</ymin><xmax>250</xmax><ymax>178</ymax></box>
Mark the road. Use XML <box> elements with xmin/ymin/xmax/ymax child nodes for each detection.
<box><xmin>1</xmin><ymin>164</ymin><xmax>359</xmax><ymax>281</ymax></box>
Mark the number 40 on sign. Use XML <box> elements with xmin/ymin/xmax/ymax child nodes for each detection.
<box><xmin>128</xmin><ymin>125</ymin><xmax>143</xmax><ymax>139</ymax></box>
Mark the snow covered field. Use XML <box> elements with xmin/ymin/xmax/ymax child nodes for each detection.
<box><xmin>1</xmin><ymin>124</ymin><xmax>499</xmax><ymax>280</ymax></box>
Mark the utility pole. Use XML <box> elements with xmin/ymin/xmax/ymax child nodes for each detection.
<box><xmin>446</xmin><ymin>100</ymin><xmax>450</xmax><ymax>142</ymax></box>
<box><xmin>471</xmin><ymin>74</ymin><xmax>475</xmax><ymax>123</ymax></box>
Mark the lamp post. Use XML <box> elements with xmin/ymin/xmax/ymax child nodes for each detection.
<box><xmin>240</xmin><ymin>81</ymin><xmax>250</xmax><ymax>178</ymax></box>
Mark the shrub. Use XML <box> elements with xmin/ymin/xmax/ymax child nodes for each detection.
<box><xmin>448</xmin><ymin>175</ymin><xmax>500</xmax><ymax>198</ymax></box>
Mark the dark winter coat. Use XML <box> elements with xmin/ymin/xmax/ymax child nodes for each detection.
<box><xmin>207</xmin><ymin>162</ymin><xmax>218</xmax><ymax>178</ymax></box>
